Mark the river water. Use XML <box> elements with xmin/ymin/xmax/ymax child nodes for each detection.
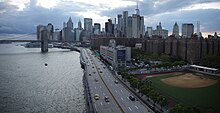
<box><xmin>0</xmin><ymin>43</ymin><xmax>86</xmax><ymax>113</ymax></box>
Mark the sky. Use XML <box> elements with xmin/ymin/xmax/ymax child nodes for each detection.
<box><xmin>0</xmin><ymin>0</ymin><xmax>220</xmax><ymax>37</ymax></box>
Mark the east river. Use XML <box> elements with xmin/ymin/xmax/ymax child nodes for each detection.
<box><xmin>0</xmin><ymin>43</ymin><xmax>86</xmax><ymax>113</ymax></box>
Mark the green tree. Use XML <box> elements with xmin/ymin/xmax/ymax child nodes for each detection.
<box><xmin>170</xmin><ymin>104</ymin><xmax>201</xmax><ymax>113</ymax></box>
<box><xmin>160</xmin><ymin>54</ymin><xmax>171</xmax><ymax>62</ymax></box>
<box><xmin>149</xmin><ymin>90</ymin><xmax>159</xmax><ymax>108</ymax></box>
<box><xmin>158</xmin><ymin>96</ymin><xmax>168</xmax><ymax>111</ymax></box>
<box><xmin>170</xmin><ymin>104</ymin><xmax>187</xmax><ymax>113</ymax></box>
<box><xmin>201</xmin><ymin>54</ymin><xmax>220</xmax><ymax>68</ymax></box>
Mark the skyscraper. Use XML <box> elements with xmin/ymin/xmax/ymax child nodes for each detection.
<box><xmin>135</xmin><ymin>0</ymin><xmax>140</xmax><ymax>15</ymax></box>
<box><xmin>78</xmin><ymin>19</ymin><xmax>82</xmax><ymax>29</ymax></box>
<box><xmin>123</xmin><ymin>11</ymin><xmax>128</xmax><ymax>37</ymax></box>
<box><xmin>67</xmin><ymin>17</ymin><xmax>73</xmax><ymax>30</ymax></box>
<box><xmin>182</xmin><ymin>23</ymin><xmax>194</xmax><ymax>38</ymax></box>
<box><xmin>94</xmin><ymin>23</ymin><xmax>101</xmax><ymax>35</ymax></box>
<box><xmin>146</xmin><ymin>27</ymin><xmax>153</xmax><ymax>38</ymax></box>
<box><xmin>172</xmin><ymin>22</ymin><xmax>179</xmax><ymax>38</ymax></box>
<box><xmin>105</xmin><ymin>19</ymin><xmax>114</xmax><ymax>34</ymax></box>
<box><xmin>117</xmin><ymin>14</ymin><xmax>123</xmax><ymax>37</ymax></box>
<box><xmin>47</xmin><ymin>23</ymin><xmax>54</xmax><ymax>40</ymax></box>
<box><xmin>84</xmin><ymin>18</ymin><xmax>93</xmax><ymax>33</ymax></box>
<box><xmin>153</xmin><ymin>22</ymin><xmax>168</xmax><ymax>38</ymax></box>
<box><xmin>62</xmin><ymin>17</ymin><xmax>74</xmax><ymax>41</ymax></box>
<box><xmin>127</xmin><ymin>16</ymin><xmax>132</xmax><ymax>38</ymax></box>
<box><xmin>37</xmin><ymin>25</ymin><xmax>46</xmax><ymax>40</ymax></box>
<box><xmin>131</xmin><ymin>14</ymin><xmax>144</xmax><ymax>38</ymax></box>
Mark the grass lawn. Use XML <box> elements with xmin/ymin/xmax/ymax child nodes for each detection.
<box><xmin>148</xmin><ymin>73</ymin><xmax>220</xmax><ymax>112</ymax></box>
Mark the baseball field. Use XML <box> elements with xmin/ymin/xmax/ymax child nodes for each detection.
<box><xmin>147</xmin><ymin>72</ymin><xmax>220</xmax><ymax>112</ymax></box>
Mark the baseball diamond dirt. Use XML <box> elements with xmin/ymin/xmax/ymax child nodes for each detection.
<box><xmin>161</xmin><ymin>73</ymin><xmax>218</xmax><ymax>88</ymax></box>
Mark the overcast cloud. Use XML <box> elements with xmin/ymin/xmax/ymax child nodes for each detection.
<box><xmin>0</xmin><ymin>0</ymin><xmax>219</xmax><ymax>36</ymax></box>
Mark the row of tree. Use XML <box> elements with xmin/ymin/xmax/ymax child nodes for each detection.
<box><xmin>119</xmin><ymin>71</ymin><xmax>201</xmax><ymax>113</ymax></box>
<box><xmin>170</xmin><ymin>104</ymin><xmax>201</xmax><ymax>113</ymax></box>
<box><xmin>120</xmin><ymin>72</ymin><xmax>168</xmax><ymax>111</ymax></box>
<box><xmin>201</xmin><ymin>53</ymin><xmax>220</xmax><ymax>69</ymax></box>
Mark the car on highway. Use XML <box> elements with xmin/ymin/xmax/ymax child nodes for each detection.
<box><xmin>129</xmin><ymin>95</ymin><xmax>135</xmax><ymax>101</ymax></box>
<box><xmin>93</xmin><ymin>72</ymin><xmax>96</xmax><ymax>74</ymax></box>
<box><xmin>115</xmin><ymin>80</ymin><xmax>118</xmax><ymax>84</ymax></box>
<box><xmin>100</xmin><ymin>71</ymin><xmax>102</xmax><ymax>73</ymax></box>
<box><xmin>109</xmin><ymin>66</ymin><xmax>113</xmax><ymax>71</ymax></box>
<box><xmin>89</xmin><ymin>74</ymin><xmax>91</xmax><ymax>76</ymax></box>
<box><xmin>94</xmin><ymin>94</ymin><xmax>99</xmax><ymax>100</ymax></box>
<box><xmin>95</xmin><ymin>78</ymin><xmax>98</xmax><ymax>82</ymax></box>
<box><xmin>104</xmin><ymin>96</ymin><xmax>109</xmax><ymax>102</ymax></box>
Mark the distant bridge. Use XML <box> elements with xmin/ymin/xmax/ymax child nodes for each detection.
<box><xmin>0</xmin><ymin>40</ymin><xmax>80</xmax><ymax>43</ymax></box>
<box><xmin>0</xmin><ymin>39</ymin><xmax>81</xmax><ymax>53</ymax></box>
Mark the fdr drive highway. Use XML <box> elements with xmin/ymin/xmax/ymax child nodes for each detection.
<box><xmin>81</xmin><ymin>48</ymin><xmax>154</xmax><ymax>113</ymax></box>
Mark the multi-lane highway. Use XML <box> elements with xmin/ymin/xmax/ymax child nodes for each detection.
<box><xmin>82</xmin><ymin>48</ymin><xmax>153</xmax><ymax>113</ymax></box>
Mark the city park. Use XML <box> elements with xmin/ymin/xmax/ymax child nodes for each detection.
<box><xmin>116</xmin><ymin>48</ymin><xmax>220</xmax><ymax>113</ymax></box>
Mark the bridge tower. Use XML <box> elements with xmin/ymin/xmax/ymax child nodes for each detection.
<box><xmin>41</xmin><ymin>30</ymin><xmax>48</xmax><ymax>52</ymax></box>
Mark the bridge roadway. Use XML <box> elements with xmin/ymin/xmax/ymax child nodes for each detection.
<box><xmin>81</xmin><ymin>48</ymin><xmax>153</xmax><ymax>113</ymax></box>
<box><xmin>0</xmin><ymin>40</ymin><xmax>80</xmax><ymax>43</ymax></box>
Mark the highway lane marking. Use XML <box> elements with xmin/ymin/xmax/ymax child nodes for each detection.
<box><xmin>100</xmin><ymin>102</ymin><xmax>103</xmax><ymax>106</ymax></box>
<box><xmin>128</xmin><ymin>107</ymin><xmax>132</xmax><ymax>111</ymax></box>
<box><xmin>115</xmin><ymin>90</ymin><xmax>117</xmax><ymax>93</ymax></box>
<box><xmin>95</xmin><ymin>87</ymin><xmax>96</xmax><ymax>89</ymax></box>
<box><xmin>121</xmin><ymin>97</ymin><xmax>124</xmax><ymax>101</ymax></box>
<box><xmin>135</xmin><ymin>106</ymin><xmax>139</xmax><ymax>109</ymax></box>
<box><xmin>127</xmin><ymin>97</ymin><xmax>129</xmax><ymax>100</ymax></box>
<box><xmin>121</xmin><ymin>90</ymin><xmax>123</xmax><ymax>92</ymax></box>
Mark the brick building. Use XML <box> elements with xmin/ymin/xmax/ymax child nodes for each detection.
<box><xmin>91</xmin><ymin>36</ymin><xmax>220</xmax><ymax>64</ymax></box>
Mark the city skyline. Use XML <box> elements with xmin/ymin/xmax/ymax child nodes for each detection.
<box><xmin>0</xmin><ymin>0</ymin><xmax>220</xmax><ymax>37</ymax></box>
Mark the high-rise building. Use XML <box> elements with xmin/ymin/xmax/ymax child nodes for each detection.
<box><xmin>117</xmin><ymin>14</ymin><xmax>123</xmax><ymax>37</ymax></box>
<box><xmin>105</xmin><ymin>19</ymin><xmax>114</xmax><ymax>35</ymax></box>
<box><xmin>127</xmin><ymin>16</ymin><xmax>132</xmax><ymax>38</ymax></box>
<box><xmin>153</xmin><ymin>22</ymin><xmax>168</xmax><ymax>38</ymax></box>
<box><xmin>131</xmin><ymin>14</ymin><xmax>144</xmax><ymax>38</ymax></box>
<box><xmin>84</xmin><ymin>18</ymin><xmax>93</xmax><ymax>33</ymax></box>
<box><xmin>37</xmin><ymin>25</ymin><xmax>46</xmax><ymax>40</ymax></box>
<box><xmin>53</xmin><ymin>29</ymin><xmax>62</xmax><ymax>41</ymax></box>
<box><xmin>74</xmin><ymin>19</ymin><xmax>83</xmax><ymax>41</ymax></box>
<box><xmin>117</xmin><ymin>14</ymin><xmax>123</xmax><ymax>31</ymax></box>
<box><xmin>67</xmin><ymin>17</ymin><xmax>73</xmax><ymax>30</ymax></box>
<box><xmin>47</xmin><ymin>23</ymin><xmax>54</xmax><ymax>40</ymax></box>
<box><xmin>62</xmin><ymin>17</ymin><xmax>74</xmax><ymax>41</ymax></box>
<box><xmin>182</xmin><ymin>23</ymin><xmax>194</xmax><ymax>38</ymax></box>
<box><xmin>172</xmin><ymin>22</ymin><xmax>179</xmax><ymax>38</ymax></box>
<box><xmin>123</xmin><ymin>11</ymin><xmax>128</xmax><ymax>37</ymax></box>
<box><xmin>78</xmin><ymin>19</ymin><xmax>82</xmax><ymax>29</ymax></box>
<box><xmin>94</xmin><ymin>23</ymin><xmax>101</xmax><ymax>35</ymax></box>
<box><xmin>197</xmin><ymin>21</ymin><xmax>200</xmax><ymax>36</ymax></box>
<box><xmin>135</xmin><ymin>0</ymin><xmax>140</xmax><ymax>15</ymax></box>
<box><xmin>146</xmin><ymin>27</ymin><xmax>153</xmax><ymax>38</ymax></box>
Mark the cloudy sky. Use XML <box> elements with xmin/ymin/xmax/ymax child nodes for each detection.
<box><xmin>0</xmin><ymin>0</ymin><xmax>220</xmax><ymax>37</ymax></box>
